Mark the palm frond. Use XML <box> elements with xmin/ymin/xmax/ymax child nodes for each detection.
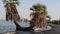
<box><xmin>30</xmin><ymin>3</ymin><xmax>48</xmax><ymax>17</ymax></box>
<box><xmin>3</xmin><ymin>0</ymin><xmax>7</xmax><ymax>4</ymax></box>
<box><xmin>11</xmin><ymin>1</ymin><xmax>19</xmax><ymax>5</ymax></box>
<box><xmin>3</xmin><ymin>0</ymin><xmax>19</xmax><ymax>5</ymax></box>
<box><xmin>46</xmin><ymin>15</ymin><xmax>51</xmax><ymax>18</ymax></box>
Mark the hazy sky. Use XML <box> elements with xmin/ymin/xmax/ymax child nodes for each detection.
<box><xmin>0</xmin><ymin>0</ymin><xmax>60</xmax><ymax>20</ymax></box>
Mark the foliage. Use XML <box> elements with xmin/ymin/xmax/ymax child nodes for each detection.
<box><xmin>30</xmin><ymin>3</ymin><xmax>47</xmax><ymax>17</ymax></box>
<box><xmin>3</xmin><ymin>0</ymin><xmax>19</xmax><ymax>6</ymax></box>
<box><xmin>30</xmin><ymin>3</ymin><xmax>46</xmax><ymax>11</ymax></box>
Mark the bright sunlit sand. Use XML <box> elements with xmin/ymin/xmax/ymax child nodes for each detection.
<box><xmin>33</xmin><ymin>26</ymin><xmax>52</xmax><ymax>32</ymax></box>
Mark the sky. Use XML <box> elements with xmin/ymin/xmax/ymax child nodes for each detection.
<box><xmin>0</xmin><ymin>0</ymin><xmax>60</xmax><ymax>20</ymax></box>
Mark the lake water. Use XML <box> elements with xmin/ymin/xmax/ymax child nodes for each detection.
<box><xmin>0</xmin><ymin>20</ymin><xmax>30</xmax><ymax>33</ymax></box>
<box><xmin>0</xmin><ymin>20</ymin><xmax>60</xmax><ymax>34</ymax></box>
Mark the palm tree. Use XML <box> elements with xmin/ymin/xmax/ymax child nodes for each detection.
<box><xmin>30</xmin><ymin>3</ymin><xmax>48</xmax><ymax>28</ymax></box>
<box><xmin>3</xmin><ymin>0</ymin><xmax>20</xmax><ymax>21</ymax></box>
<box><xmin>3</xmin><ymin>0</ymin><xmax>21</xmax><ymax>31</ymax></box>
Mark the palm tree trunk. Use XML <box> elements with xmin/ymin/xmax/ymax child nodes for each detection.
<box><xmin>5</xmin><ymin>3</ymin><xmax>21</xmax><ymax>31</ymax></box>
<box><xmin>31</xmin><ymin>12</ymin><xmax>47</xmax><ymax>28</ymax></box>
<box><xmin>13</xmin><ymin>20</ymin><xmax>23</xmax><ymax>31</ymax></box>
<box><xmin>6</xmin><ymin>3</ymin><xmax>12</xmax><ymax>21</ymax></box>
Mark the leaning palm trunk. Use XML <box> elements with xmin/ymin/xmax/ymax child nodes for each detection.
<box><xmin>11</xmin><ymin>3</ymin><xmax>20</xmax><ymax>22</ymax></box>
<box><xmin>5</xmin><ymin>3</ymin><xmax>20</xmax><ymax>22</ymax></box>
<box><xmin>6</xmin><ymin>3</ymin><xmax>12</xmax><ymax>21</ymax></box>
<box><xmin>5</xmin><ymin>3</ymin><xmax>21</xmax><ymax>31</ymax></box>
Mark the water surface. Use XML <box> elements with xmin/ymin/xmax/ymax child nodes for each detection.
<box><xmin>0</xmin><ymin>20</ymin><xmax>30</xmax><ymax>33</ymax></box>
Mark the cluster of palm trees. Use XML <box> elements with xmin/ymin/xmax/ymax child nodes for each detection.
<box><xmin>3</xmin><ymin>0</ymin><xmax>51</xmax><ymax>31</ymax></box>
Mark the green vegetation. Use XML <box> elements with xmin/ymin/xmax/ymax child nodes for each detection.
<box><xmin>3</xmin><ymin>0</ymin><xmax>19</xmax><ymax>5</ymax></box>
<box><xmin>30</xmin><ymin>3</ymin><xmax>48</xmax><ymax>28</ymax></box>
